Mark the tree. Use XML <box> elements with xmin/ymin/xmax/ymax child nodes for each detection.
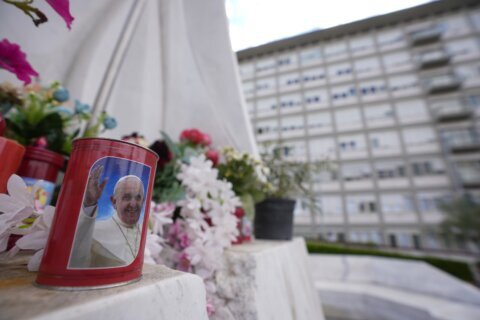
<box><xmin>439</xmin><ymin>196</ymin><xmax>480</xmax><ymax>247</ymax></box>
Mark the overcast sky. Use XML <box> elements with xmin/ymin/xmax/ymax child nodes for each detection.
<box><xmin>226</xmin><ymin>0</ymin><xmax>434</xmax><ymax>51</ymax></box>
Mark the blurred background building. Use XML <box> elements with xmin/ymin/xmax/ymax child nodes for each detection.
<box><xmin>236</xmin><ymin>0</ymin><xmax>480</xmax><ymax>252</ymax></box>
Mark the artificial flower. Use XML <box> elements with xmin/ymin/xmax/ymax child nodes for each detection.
<box><xmin>149</xmin><ymin>140</ymin><xmax>173</xmax><ymax>169</ymax></box>
<box><xmin>52</xmin><ymin>87</ymin><xmax>69</xmax><ymax>102</ymax></box>
<box><xmin>103</xmin><ymin>116</ymin><xmax>117</xmax><ymax>129</ymax></box>
<box><xmin>0</xmin><ymin>39</ymin><xmax>39</xmax><ymax>85</ymax></box>
<box><xmin>0</xmin><ymin>175</ymin><xmax>42</xmax><ymax>252</ymax></box>
<box><xmin>74</xmin><ymin>99</ymin><xmax>90</xmax><ymax>114</ymax></box>
<box><xmin>45</xmin><ymin>0</ymin><xmax>74</xmax><ymax>29</ymax></box>
<box><xmin>205</xmin><ymin>149</ymin><xmax>219</xmax><ymax>166</ymax></box>
<box><xmin>8</xmin><ymin>205</ymin><xmax>55</xmax><ymax>271</ymax></box>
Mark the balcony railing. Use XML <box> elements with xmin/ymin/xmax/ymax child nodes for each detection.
<box><xmin>425</xmin><ymin>75</ymin><xmax>461</xmax><ymax>94</ymax></box>
<box><xmin>417</xmin><ymin>51</ymin><xmax>450</xmax><ymax>69</ymax></box>
<box><xmin>459</xmin><ymin>174</ymin><xmax>480</xmax><ymax>188</ymax></box>
<box><xmin>433</xmin><ymin>103</ymin><xmax>473</xmax><ymax>122</ymax></box>
<box><xmin>448</xmin><ymin>138</ymin><xmax>480</xmax><ymax>153</ymax></box>
<box><xmin>409</xmin><ymin>26</ymin><xmax>443</xmax><ymax>46</ymax></box>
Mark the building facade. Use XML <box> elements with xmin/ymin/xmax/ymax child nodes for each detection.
<box><xmin>236</xmin><ymin>0</ymin><xmax>480</xmax><ymax>251</ymax></box>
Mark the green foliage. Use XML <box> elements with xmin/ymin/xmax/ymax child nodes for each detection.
<box><xmin>0</xmin><ymin>82</ymin><xmax>115</xmax><ymax>156</ymax></box>
<box><xmin>439</xmin><ymin>196</ymin><xmax>480</xmax><ymax>244</ymax></box>
<box><xmin>260</xmin><ymin>143</ymin><xmax>329</xmax><ymax>199</ymax></box>
<box><xmin>217</xmin><ymin>147</ymin><xmax>272</xmax><ymax>217</ymax></box>
<box><xmin>306</xmin><ymin>240</ymin><xmax>476</xmax><ymax>284</ymax></box>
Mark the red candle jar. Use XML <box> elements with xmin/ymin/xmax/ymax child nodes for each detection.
<box><xmin>0</xmin><ymin>137</ymin><xmax>25</xmax><ymax>193</ymax></box>
<box><xmin>16</xmin><ymin>146</ymin><xmax>65</xmax><ymax>209</ymax></box>
<box><xmin>36</xmin><ymin>138</ymin><xmax>158</xmax><ymax>289</ymax></box>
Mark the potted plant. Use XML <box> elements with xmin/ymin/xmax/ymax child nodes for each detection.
<box><xmin>254</xmin><ymin>144</ymin><xmax>328</xmax><ymax>240</ymax></box>
<box><xmin>0</xmin><ymin>81</ymin><xmax>117</xmax><ymax>209</ymax></box>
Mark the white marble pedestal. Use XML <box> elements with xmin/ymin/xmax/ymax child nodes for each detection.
<box><xmin>214</xmin><ymin>237</ymin><xmax>325</xmax><ymax>320</ymax></box>
<box><xmin>0</xmin><ymin>256</ymin><xmax>208</xmax><ymax>320</ymax></box>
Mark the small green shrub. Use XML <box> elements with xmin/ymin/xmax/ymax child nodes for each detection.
<box><xmin>306</xmin><ymin>240</ymin><xmax>475</xmax><ymax>284</ymax></box>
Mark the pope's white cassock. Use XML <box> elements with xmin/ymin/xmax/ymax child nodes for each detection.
<box><xmin>69</xmin><ymin>207</ymin><xmax>141</xmax><ymax>268</ymax></box>
<box><xmin>0</xmin><ymin>0</ymin><xmax>257</xmax><ymax>154</ymax></box>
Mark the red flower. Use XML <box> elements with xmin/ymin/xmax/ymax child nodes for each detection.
<box><xmin>180</xmin><ymin>128</ymin><xmax>212</xmax><ymax>146</ymax></box>
<box><xmin>46</xmin><ymin>0</ymin><xmax>74</xmax><ymax>30</ymax></box>
<box><xmin>0</xmin><ymin>39</ymin><xmax>39</xmax><ymax>85</ymax></box>
<box><xmin>201</xmin><ymin>133</ymin><xmax>212</xmax><ymax>147</ymax></box>
<box><xmin>205</xmin><ymin>149</ymin><xmax>219</xmax><ymax>166</ymax></box>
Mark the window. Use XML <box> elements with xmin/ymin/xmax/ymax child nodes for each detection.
<box><xmin>280</xmin><ymin>140</ymin><xmax>307</xmax><ymax>161</ymax></box>
<box><xmin>382</xmin><ymin>51</ymin><xmax>412</xmax><ymax>72</ymax></box>
<box><xmin>443</xmin><ymin>15</ymin><xmax>471</xmax><ymax>38</ymax></box>
<box><xmin>255</xmin><ymin>57</ymin><xmax>276</xmax><ymax>75</ymax></box>
<box><xmin>276</xmin><ymin>52</ymin><xmax>297</xmax><ymax>70</ymax></box>
<box><xmin>349</xmin><ymin>36</ymin><xmax>375</xmax><ymax>57</ymax></box>
<box><xmin>255</xmin><ymin>77</ymin><xmax>275</xmax><ymax>95</ymax></box>
<box><xmin>402</xmin><ymin>127</ymin><xmax>437</xmax><ymax>148</ymax></box>
<box><xmin>330</xmin><ymin>85</ymin><xmax>358</xmax><ymax>106</ymax></box>
<box><xmin>417</xmin><ymin>191</ymin><xmax>449</xmax><ymax>213</ymax></box>
<box><xmin>280</xmin><ymin>115</ymin><xmax>304</xmax><ymax>136</ymax></box>
<box><xmin>309</xmin><ymin>138</ymin><xmax>336</xmax><ymax>160</ymax></box>
<box><xmin>255</xmin><ymin>119</ymin><xmax>279</xmax><ymax>138</ymax></box>
<box><xmin>441</xmin><ymin>128</ymin><xmax>480</xmax><ymax>148</ymax></box>
<box><xmin>456</xmin><ymin>161</ymin><xmax>480</xmax><ymax>184</ymax></box>
<box><xmin>346</xmin><ymin>194</ymin><xmax>377</xmax><ymax>214</ymax></box>
<box><xmin>304</xmin><ymin>89</ymin><xmax>328</xmax><ymax>109</ymax></box>
<box><xmin>300</xmin><ymin>46</ymin><xmax>322</xmax><ymax>65</ymax></box>
<box><xmin>381</xmin><ymin>194</ymin><xmax>414</xmax><ymax>213</ymax></box>
<box><xmin>256</xmin><ymin>97</ymin><xmax>277</xmax><ymax>117</ymax></box>
<box><xmin>335</xmin><ymin>108</ymin><xmax>362</xmax><ymax>131</ymax></box>
<box><xmin>240</xmin><ymin>63</ymin><xmax>254</xmax><ymax>78</ymax></box>
<box><xmin>375</xmin><ymin>161</ymin><xmax>406</xmax><ymax>179</ymax></box>
<box><xmin>358</xmin><ymin>79</ymin><xmax>387</xmax><ymax>102</ymax></box>
<box><xmin>388</xmin><ymin>75</ymin><xmax>420</xmax><ymax>97</ymax></box>
<box><xmin>242</xmin><ymin>81</ymin><xmax>254</xmax><ymax>96</ymax></box>
<box><xmin>410</xmin><ymin>159</ymin><xmax>445</xmax><ymax>176</ymax></box>
<box><xmin>376</xmin><ymin>29</ymin><xmax>405</xmax><ymax>51</ymax></box>
<box><xmin>338</xmin><ymin>134</ymin><xmax>366</xmax><ymax>154</ymax></box>
<box><xmin>369</xmin><ymin>131</ymin><xmax>401</xmax><ymax>155</ymax></box>
<box><xmin>364</xmin><ymin>104</ymin><xmax>394</xmax><ymax>128</ymax></box>
<box><xmin>307</xmin><ymin>111</ymin><xmax>332</xmax><ymax>133</ymax></box>
<box><xmin>354</xmin><ymin>57</ymin><xmax>381</xmax><ymax>79</ymax></box>
<box><xmin>316</xmin><ymin>196</ymin><xmax>342</xmax><ymax>216</ymax></box>
<box><xmin>395</xmin><ymin>99</ymin><xmax>429</xmax><ymax>124</ymax></box>
<box><xmin>302</xmin><ymin>67</ymin><xmax>326</xmax><ymax>87</ymax></box>
<box><xmin>279</xmin><ymin>72</ymin><xmax>301</xmax><ymax>90</ymax></box>
<box><xmin>445</xmin><ymin>38</ymin><xmax>480</xmax><ymax>63</ymax></box>
<box><xmin>313</xmin><ymin>169</ymin><xmax>339</xmax><ymax>184</ymax></box>
<box><xmin>328</xmin><ymin>63</ymin><xmax>353</xmax><ymax>83</ymax></box>
<box><xmin>342</xmin><ymin>162</ymin><xmax>372</xmax><ymax>181</ymax></box>
<box><xmin>324</xmin><ymin>41</ymin><xmax>348</xmax><ymax>61</ymax></box>
<box><xmin>278</xmin><ymin>93</ymin><xmax>302</xmax><ymax>114</ymax></box>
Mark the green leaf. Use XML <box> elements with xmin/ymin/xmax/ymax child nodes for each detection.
<box><xmin>161</xmin><ymin>131</ymin><xmax>181</xmax><ymax>158</ymax></box>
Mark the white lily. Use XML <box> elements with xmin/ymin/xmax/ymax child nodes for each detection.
<box><xmin>9</xmin><ymin>206</ymin><xmax>56</xmax><ymax>271</ymax></box>
<box><xmin>0</xmin><ymin>175</ymin><xmax>43</xmax><ymax>252</ymax></box>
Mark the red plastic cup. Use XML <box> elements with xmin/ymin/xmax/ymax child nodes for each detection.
<box><xmin>36</xmin><ymin>138</ymin><xmax>158</xmax><ymax>289</ymax></box>
<box><xmin>0</xmin><ymin>137</ymin><xmax>25</xmax><ymax>193</ymax></box>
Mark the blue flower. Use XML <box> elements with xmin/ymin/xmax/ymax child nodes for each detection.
<box><xmin>55</xmin><ymin>106</ymin><xmax>74</xmax><ymax>117</ymax></box>
<box><xmin>103</xmin><ymin>116</ymin><xmax>117</xmax><ymax>130</ymax></box>
<box><xmin>75</xmin><ymin>100</ymin><xmax>90</xmax><ymax>114</ymax></box>
<box><xmin>53</xmin><ymin>87</ymin><xmax>69</xmax><ymax>102</ymax></box>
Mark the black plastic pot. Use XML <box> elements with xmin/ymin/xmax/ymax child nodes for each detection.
<box><xmin>254</xmin><ymin>198</ymin><xmax>295</xmax><ymax>240</ymax></box>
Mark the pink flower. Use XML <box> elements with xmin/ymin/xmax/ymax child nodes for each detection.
<box><xmin>179</xmin><ymin>128</ymin><xmax>211</xmax><ymax>146</ymax></box>
<box><xmin>179</xmin><ymin>233</ymin><xmax>190</xmax><ymax>248</ymax></box>
<box><xmin>177</xmin><ymin>251</ymin><xmax>191</xmax><ymax>272</ymax></box>
<box><xmin>46</xmin><ymin>0</ymin><xmax>74</xmax><ymax>30</ymax></box>
<box><xmin>0</xmin><ymin>39</ymin><xmax>38</xmax><ymax>85</ymax></box>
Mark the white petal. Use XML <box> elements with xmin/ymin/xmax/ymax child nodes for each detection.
<box><xmin>27</xmin><ymin>249</ymin><xmax>44</xmax><ymax>272</ymax></box>
<box><xmin>15</xmin><ymin>231</ymin><xmax>48</xmax><ymax>250</ymax></box>
<box><xmin>0</xmin><ymin>233</ymin><xmax>9</xmax><ymax>252</ymax></box>
<box><xmin>42</xmin><ymin>206</ymin><xmax>56</xmax><ymax>228</ymax></box>
<box><xmin>7</xmin><ymin>175</ymin><xmax>33</xmax><ymax>207</ymax></box>
<box><xmin>0</xmin><ymin>194</ymin><xmax>23</xmax><ymax>213</ymax></box>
